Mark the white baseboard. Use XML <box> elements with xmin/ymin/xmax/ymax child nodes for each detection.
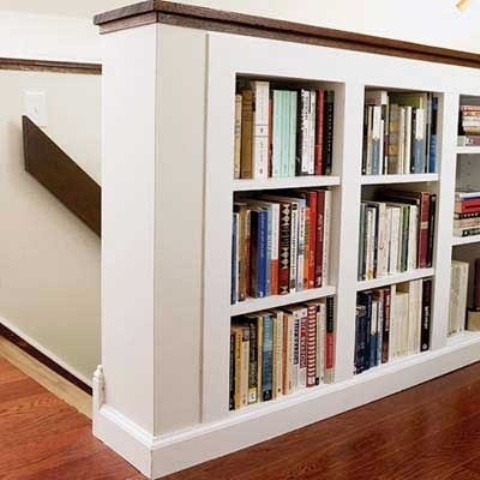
<box><xmin>0</xmin><ymin>316</ymin><xmax>92</xmax><ymax>387</ymax></box>
<box><xmin>93</xmin><ymin>333</ymin><xmax>480</xmax><ymax>479</ymax></box>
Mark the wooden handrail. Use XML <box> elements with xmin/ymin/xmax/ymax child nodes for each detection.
<box><xmin>22</xmin><ymin>116</ymin><xmax>101</xmax><ymax>237</ymax></box>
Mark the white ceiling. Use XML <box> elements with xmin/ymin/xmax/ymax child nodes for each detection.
<box><xmin>0</xmin><ymin>0</ymin><xmax>127</xmax><ymax>18</ymax></box>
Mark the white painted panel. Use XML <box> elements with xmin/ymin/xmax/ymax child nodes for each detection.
<box><xmin>101</xmin><ymin>24</ymin><xmax>157</xmax><ymax>433</ymax></box>
<box><xmin>432</xmin><ymin>93</ymin><xmax>460</xmax><ymax>351</ymax></box>
<box><xmin>153</xmin><ymin>25</ymin><xmax>207</xmax><ymax>434</ymax></box>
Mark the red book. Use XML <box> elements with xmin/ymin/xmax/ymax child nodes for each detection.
<box><xmin>324</xmin><ymin>297</ymin><xmax>335</xmax><ymax>384</ymax></box>
<box><xmin>315</xmin><ymin>190</ymin><xmax>325</xmax><ymax>287</ymax></box>
<box><xmin>305</xmin><ymin>303</ymin><xmax>318</xmax><ymax>387</ymax></box>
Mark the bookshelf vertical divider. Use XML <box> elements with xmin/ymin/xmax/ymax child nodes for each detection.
<box><xmin>431</xmin><ymin>92</ymin><xmax>459</xmax><ymax>350</ymax></box>
<box><xmin>332</xmin><ymin>81</ymin><xmax>365</xmax><ymax>382</ymax></box>
<box><xmin>203</xmin><ymin>36</ymin><xmax>236</xmax><ymax>424</ymax></box>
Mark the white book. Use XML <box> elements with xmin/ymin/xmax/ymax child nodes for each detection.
<box><xmin>407</xmin><ymin>205</ymin><xmax>418</xmax><ymax>271</ymax></box>
<box><xmin>388</xmin><ymin>206</ymin><xmax>401</xmax><ymax>275</ymax></box>
<box><xmin>251</xmin><ymin>81</ymin><xmax>270</xmax><ymax>179</ymax></box>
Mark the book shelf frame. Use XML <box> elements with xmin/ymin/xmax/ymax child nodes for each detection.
<box><xmin>203</xmin><ymin>32</ymin><xmax>478</xmax><ymax>422</ymax></box>
<box><xmin>97</xmin><ymin>21</ymin><xmax>480</xmax><ymax>478</ymax></box>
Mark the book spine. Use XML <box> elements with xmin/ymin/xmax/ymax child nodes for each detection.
<box><xmin>453</xmin><ymin>226</ymin><xmax>480</xmax><ymax>237</ymax></box>
<box><xmin>306</xmin><ymin>304</ymin><xmax>318</xmax><ymax>387</ymax></box>
<box><xmin>296</xmin><ymin>90</ymin><xmax>309</xmax><ymax>176</ymax></box>
<box><xmin>324</xmin><ymin>296</ymin><xmax>335</xmax><ymax>383</ymax></box>
<box><xmin>231</xmin><ymin>213</ymin><xmax>239</xmax><ymax>304</ymax></box>
<box><xmin>315</xmin><ymin>190</ymin><xmax>325</xmax><ymax>287</ymax></box>
<box><xmin>289</xmin><ymin>203</ymin><xmax>299</xmax><ymax>293</ymax></box>
<box><xmin>278</xmin><ymin>202</ymin><xmax>291</xmax><ymax>294</ymax></box>
<box><xmin>322</xmin><ymin>190</ymin><xmax>331</xmax><ymax>285</ymax></box>
<box><xmin>252</xmin><ymin>81</ymin><xmax>270</xmax><ymax>179</ymax></box>
<box><xmin>427</xmin><ymin>193</ymin><xmax>436</xmax><ymax>268</ymax></box>
<box><xmin>262</xmin><ymin>314</ymin><xmax>273</xmax><ymax>401</ymax></box>
<box><xmin>229</xmin><ymin>332</ymin><xmax>235</xmax><ymax>410</ymax></box>
<box><xmin>296</xmin><ymin>204</ymin><xmax>306</xmax><ymax>291</ymax></box>
<box><xmin>234</xmin><ymin>94</ymin><xmax>242</xmax><ymax>179</ymax></box>
<box><xmin>299</xmin><ymin>308</ymin><xmax>308</xmax><ymax>389</ymax></box>
<box><xmin>273</xmin><ymin>311</ymin><xmax>284</xmax><ymax>398</ymax></box>
<box><xmin>248</xmin><ymin>320</ymin><xmax>258</xmax><ymax>404</ymax></box>
<box><xmin>289</xmin><ymin>92</ymin><xmax>298</xmax><ymax>177</ymax></box>
<box><xmin>240</xmin><ymin>89</ymin><xmax>254</xmax><ymax>179</ymax></box>
<box><xmin>272</xmin><ymin>91</ymin><xmax>283</xmax><ymax>178</ymax></box>
<box><xmin>293</xmin><ymin>310</ymin><xmax>300</xmax><ymax>390</ymax></box>
<box><xmin>382</xmin><ymin>287</ymin><xmax>391</xmax><ymax>363</ymax></box>
<box><xmin>323</xmin><ymin>91</ymin><xmax>335</xmax><ymax>175</ymax></box>
<box><xmin>475</xmin><ymin>259</ymin><xmax>480</xmax><ymax>311</ymax></box>
<box><xmin>315</xmin><ymin>89</ymin><xmax>325</xmax><ymax>175</ymax></box>
<box><xmin>307</xmin><ymin>191</ymin><xmax>318</xmax><ymax>289</ymax></box>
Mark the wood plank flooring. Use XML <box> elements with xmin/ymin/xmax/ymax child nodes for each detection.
<box><xmin>0</xmin><ymin>357</ymin><xmax>141</xmax><ymax>479</ymax></box>
<box><xmin>166</xmin><ymin>360</ymin><xmax>480</xmax><ymax>480</ymax></box>
<box><xmin>2</xmin><ymin>353</ymin><xmax>480</xmax><ymax>479</ymax></box>
<box><xmin>0</xmin><ymin>337</ymin><xmax>92</xmax><ymax>418</ymax></box>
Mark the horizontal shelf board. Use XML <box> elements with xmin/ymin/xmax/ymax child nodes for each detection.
<box><xmin>357</xmin><ymin>268</ymin><xmax>434</xmax><ymax>291</ymax></box>
<box><xmin>226</xmin><ymin>333</ymin><xmax>480</xmax><ymax>418</ymax></box>
<box><xmin>452</xmin><ymin>234</ymin><xmax>480</xmax><ymax>246</ymax></box>
<box><xmin>457</xmin><ymin>146</ymin><xmax>480</xmax><ymax>155</ymax></box>
<box><xmin>361</xmin><ymin>174</ymin><xmax>438</xmax><ymax>185</ymax></box>
<box><xmin>233</xmin><ymin>176</ymin><xmax>340</xmax><ymax>191</ymax></box>
<box><xmin>447</xmin><ymin>330</ymin><xmax>480</xmax><ymax>346</ymax></box>
<box><xmin>231</xmin><ymin>285</ymin><xmax>336</xmax><ymax>316</ymax></box>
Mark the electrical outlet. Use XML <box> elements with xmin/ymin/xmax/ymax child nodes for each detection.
<box><xmin>24</xmin><ymin>91</ymin><xmax>48</xmax><ymax>127</ymax></box>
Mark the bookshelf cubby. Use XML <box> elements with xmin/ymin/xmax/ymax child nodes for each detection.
<box><xmin>450</xmin><ymin>96</ymin><xmax>480</xmax><ymax>337</ymax></box>
<box><xmin>95</xmin><ymin>6</ymin><xmax>480</xmax><ymax>478</ymax></box>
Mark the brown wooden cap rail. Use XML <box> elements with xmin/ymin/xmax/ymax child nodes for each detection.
<box><xmin>94</xmin><ymin>0</ymin><xmax>480</xmax><ymax>68</ymax></box>
<box><xmin>0</xmin><ymin>57</ymin><xmax>101</xmax><ymax>75</ymax></box>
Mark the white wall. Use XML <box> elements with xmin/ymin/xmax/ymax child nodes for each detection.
<box><xmin>0</xmin><ymin>12</ymin><xmax>102</xmax><ymax>62</ymax></box>
<box><xmin>0</xmin><ymin>70</ymin><xmax>101</xmax><ymax>382</ymax></box>
<box><xmin>176</xmin><ymin>0</ymin><xmax>480</xmax><ymax>53</ymax></box>
<box><xmin>1</xmin><ymin>2</ymin><xmax>480</xmax><ymax>63</ymax></box>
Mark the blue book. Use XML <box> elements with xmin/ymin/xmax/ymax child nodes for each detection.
<box><xmin>428</xmin><ymin>96</ymin><xmax>438</xmax><ymax>173</ymax></box>
<box><xmin>250</xmin><ymin>209</ymin><xmax>268</xmax><ymax>298</ymax></box>
<box><xmin>357</xmin><ymin>291</ymin><xmax>373</xmax><ymax>371</ymax></box>
<box><xmin>262</xmin><ymin>313</ymin><xmax>273</xmax><ymax>401</ymax></box>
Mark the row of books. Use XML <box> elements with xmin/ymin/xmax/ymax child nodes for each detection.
<box><xmin>454</xmin><ymin>188</ymin><xmax>480</xmax><ymax>237</ymax></box>
<box><xmin>230</xmin><ymin>297</ymin><xmax>335</xmax><ymax>411</ymax></box>
<box><xmin>232</xmin><ymin>189</ymin><xmax>332</xmax><ymax>304</ymax></box>
<box><xmin>234</xmin><ymin>79</ymin><xmax>335</xmax><ymax>180</ymax></box>
<box><xmin>355</xmin><ymin>279</ymin><xmax>432</xmax><ymax>374</ymax></box>
<box><xmin>458</xmin><ymin>103</ymin><xmax>480</xmax><ymax>146</ymax></box>
<box><xmin>362</xmin><ymin>90</ymin><xmax>438</xmax><ymax>175</ymax></box>
<box><xmin>358</xmin><ymin>190</ymin><xmax>436</xmax><ymax>281</ymax></box>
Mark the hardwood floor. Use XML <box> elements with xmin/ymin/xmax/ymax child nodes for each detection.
<box><xmin>1</xmin><ymin>354</ymin><xmax>480</xmax><ymax>479</ymax></box>
<box><xmin>0</xmin><ymin>337</ymin><xmax>92</xmax><ymax>418</ymax></box>
<box><xmin>166</xmin><ymin>361</ymin><xmax>480</xmax><ymax>480</ymax></box>
<box><xmin>0</xmin><ymin>357</ymin><xmax>142</xmax><ymax>479</ymax></box>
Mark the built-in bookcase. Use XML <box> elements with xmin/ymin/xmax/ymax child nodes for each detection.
<box><xmin>203</xmin><ymin>33</ymin><xmax>480</xmax><ymax>424</ymax></box>
<box><xmin>97</xmin><ymin>17</ymin><xmax>480</xmax><ymax>476</ymax></box>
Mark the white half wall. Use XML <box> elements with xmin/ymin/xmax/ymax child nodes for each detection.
<box><xmin>0</xmin><ymin>70</ymin><xmax>101</xmax><ymax>381</ymax></box>
<box><xmin>176</xmin><ymin>0</ymin><xmax>480</xmax><ymax>53</ymax></box>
